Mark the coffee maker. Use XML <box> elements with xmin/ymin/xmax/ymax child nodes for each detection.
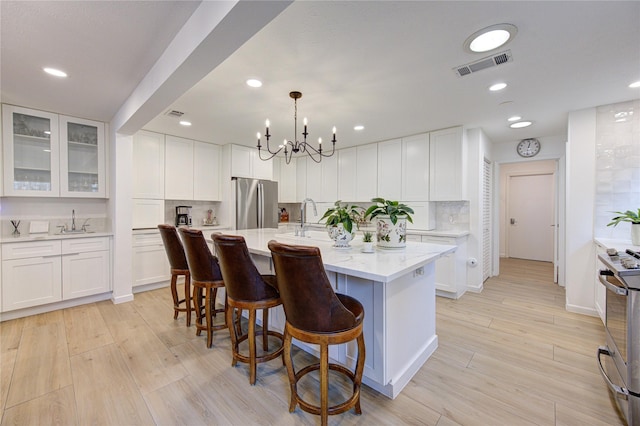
<box><xmin>175</xmin><ymin>205</ymin><xmax>192</xmax><ymax>227</ymax></box>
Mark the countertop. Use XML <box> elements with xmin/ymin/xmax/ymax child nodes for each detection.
<box><xmin>594</xmin><ymin>237</ymin><xmax>639</xmax><ymax>252</ymax></box>
<box><xmin>0</xmin><ymin>231</ymin><xmax>113</xmax><ymax>244</ymax></box>
<box><xmin>132</xmin><ymin>224</ymin><xmax>231</xmax><ymax>235</ymax></box>
<box><xmin>212</xmin><ymin>228</ymin><xmax>456</xmax><ymax>283</ymax></box>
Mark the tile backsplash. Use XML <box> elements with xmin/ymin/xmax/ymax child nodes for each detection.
<box><xmin>434</xmin><ymin>201</ymin><xmax>470</xmax><ymax>231</ymax></box>
<box><xmin>594</xmin><ymin>99</ymin><xmax>640</xmax><ymax>240</ymax></box>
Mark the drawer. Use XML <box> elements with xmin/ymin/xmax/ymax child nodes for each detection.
<box><xmin>62</xmin><ymin>237</ymin><xmax>110</xmax><ymax>254</ymax></box>
<box><xmin>2</xmin><ymin>240</ymin><xmax>62</xmax><ymax>260</ymax></box>
<box><xmin>132</xmin><ymin>231</ymin><xmax>163</xmax><ymax>247</ymax></box>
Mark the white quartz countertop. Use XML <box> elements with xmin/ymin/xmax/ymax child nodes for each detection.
<box><xmin>594</xmin><ymin>237</ymin><xmax>639</xmax><ymax>252</ymax></box>
<box><xmin>214</xmin><ymin>228</ymin><xmax>456</xmax><ymax>283</ymax></box>
<box><xmin>0</xmin><ymin>231</ymin><xmax>113</xmax><ymax>244</ymax></box>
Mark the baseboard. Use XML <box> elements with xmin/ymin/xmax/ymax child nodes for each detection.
<box><xmin>565</xmin><ymin>303</ymin><xmax>598</xmax><ymax>317</ymax></box>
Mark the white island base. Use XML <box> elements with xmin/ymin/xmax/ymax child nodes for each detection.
<box><xmin>211</xmin><ymin>229</ymin><xmax>455</xmax><ymax>399</ymax></box>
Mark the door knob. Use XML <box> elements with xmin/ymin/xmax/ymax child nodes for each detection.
<box><xmin>510</xmin><ymin>218</ymin><xmax>516</xmax><ymax>225</ymax></box>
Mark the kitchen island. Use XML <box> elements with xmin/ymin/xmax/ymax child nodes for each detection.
<box><xmin>210</xmin><ymin>228</ymin><xmax>455</xmax><ymax>398</ymax></box>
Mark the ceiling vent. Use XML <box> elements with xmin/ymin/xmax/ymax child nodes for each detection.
<box><xmin>165</xmin><ymin>109</ymin><xmax>184</xmax><ymax>118</ymax></box>
<box><xmin>454</xmin><ymin>50</ymin><xmax>513</xmax><ymax>77</ymax></box>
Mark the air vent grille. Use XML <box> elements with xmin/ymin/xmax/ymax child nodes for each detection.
<box><xmin>454</xmin><ymin>50</ymin><xmax>513</xmax><ymax>77</ymax></box>
<box><xmin>165</xmin><ymin>109</ymin><xmax>184</xmax><ymax>118</ymax></box>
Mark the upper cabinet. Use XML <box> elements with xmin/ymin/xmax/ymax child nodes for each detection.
<box><xmin>356</xmin><ymin>144</ymin><xmax>378</xmax><ymax>202</ymax></box>
<box><xmin>401</xmin><ymin>133</ymin><xmax>430</xmax><ymax>201</ymax></box>
<box><xmin>337</xmin><ymin>147</ymin><xmax>357</xmax><ymax>201</ymax></box>
<box><xmin>273</xmin><ymin>156</ymin><xmax>297</xmax><ymax>202</ymax></box>
<box><xmin>301</xmin><ymin>155</ymin><xmax>338</xmax><ymax>202</ymax></box>
<box><xmin>164</xmin><ymin>135</ymin><xmax>194</xmax><ymax>200</ymax></box>
<box><xmin>2</xmin><ymin>105</ymin><xmax>107</xmax><ymax>198</ymax></box>
<box><xmin>230</xmin><ymin>144</ymin><xmax>272</xmax><ymax>180</ymax></box>
<box><xmin>59</xmin><ymin>115</ymin><xmax>106</xmax><ymax>197</ymax></box>
<box><xmin>133</xmin><ymin>130</ymin><xmax>165</xmax><ymax>199</ymax></box>
<box><xmin>193</xmin><ymin>141</ymin><xmax>221</xmax><ymax>201</ymax></box>
<box><xmin>377</xmin><ymin>139</ymin><xmax>402</xmax><ymax>200</ymax></box>
<box><xmin>429</xmin><ymin>126</ymin><xmax>466</xmax><ymax>201</ymax></box>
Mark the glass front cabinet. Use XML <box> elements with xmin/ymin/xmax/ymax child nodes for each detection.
<box><xmin>2</xmin><ymin>105</ymin><xmax>106</xmax><ymax>198</ymax></box>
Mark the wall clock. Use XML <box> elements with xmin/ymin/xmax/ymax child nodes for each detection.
<box><xmin>516</xmin><ymin>138</ymin><xmax>541</xmax><ymax>158</ymax></box>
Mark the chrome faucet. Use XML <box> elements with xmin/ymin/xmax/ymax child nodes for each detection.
<box><xmin>71</xmin><ymin>209</ymin><xmax>76</xmax><ymax>231</ymax></box>
<box><xmin>298</xmin><ymin>198</ymin><xmax>317</xmax><ymax>237</ymax></box>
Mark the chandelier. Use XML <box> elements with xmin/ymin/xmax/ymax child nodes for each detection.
<box><xmin>256</xmin><ymin>91</ymin><xmax>336</xmax><ymax>164</ymax></box>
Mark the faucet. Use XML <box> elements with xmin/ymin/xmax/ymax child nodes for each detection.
<box><xmin>81</xmin><ymin>218</ymin><xmax>91</xmax><ymax>232</ymax></box>
<box><xmin>71</xmin><ymin>209</ymin><xmax>76</xmax><ymax>231</ymax></box>
<box><xmin>298</xmin><ymin>198</ymin><xmax>317</xmax><ymax>237</ymax></box>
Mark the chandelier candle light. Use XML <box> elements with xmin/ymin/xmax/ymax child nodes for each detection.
<box><xmin>257</xmin><ymin>91</ymin><xmax>336</xmax><ymax>164</ymax></box>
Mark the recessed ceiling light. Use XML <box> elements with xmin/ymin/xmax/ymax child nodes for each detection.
<box><xmin>510</xmin><ymin>121</ymin><xmax>532</xmax><ymax>129</ymax></box>
<box><xmin>354</xmin><ymin>125</ymin><xmax>364</xmax><ymax>131</ymax></box>
<box><xmin>179</xmin><ymin>121</ymin><xmax>192</xmax><ymax>126</ymax></box>
<box><xmin>464</xmin><ymin>24</ymin><xmax>518</xmax><ymax>53</ymax></box>
<box><xmin>507</xmin><ymin>116</ymin><xmax>521</xmax><ymax>122</ymax></box>
<box><xmin>246</xmin><ymin>79</ymin><xmax>262</xmax><ymax>88</ymax></box>
<box><xmin>43</xmin><ymin>67</ymin><xmax>67</xmax><ymax>77</ymax></box>
<box><xmin>489</xmin><ymin>82</ymin><xmax>507</xmax><ymax>91</ymax></box>
<box><xmin>630</xmin><ymin>81</ymin><xmax>640</xmax><ymax>88</ymax></box>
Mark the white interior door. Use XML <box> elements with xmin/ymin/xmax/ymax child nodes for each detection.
<box><xmin>507</xmin><ymin>173</ymin><xmax>554</xmax><ymax>262</ymax></box>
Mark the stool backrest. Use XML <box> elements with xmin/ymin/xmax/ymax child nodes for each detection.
<box><xmin>158</xmin><ymin>224</ymin><xmax>189</xmax><ymax>270</ymax></box>
<box><xmin>268</xmin><ymin>240</ymin><xmax>355</xmax><ymax>333</ymax></box>
<box><xmin>213</xmin><ymin>234</ymin><xmax>278</xmax><ymax>302</ymax></box>
<box><xmin>179</xmin><ymin>228</ymin><xmax>223</xmax><ymax>282</ymax></box>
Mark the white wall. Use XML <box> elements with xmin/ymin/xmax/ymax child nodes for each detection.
<box><xmin>565</xmin><ymin>107</ymin><xmax>597</xmax><ymax>316</ymax></box>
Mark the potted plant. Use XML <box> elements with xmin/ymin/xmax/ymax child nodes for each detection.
<box><xmin>362</xmin><ymin>231</ymin><xmax>374</xmax><ymax>253</ymax></box>
<box><xmin>607</xmin><ymin>208</ymin><xmax>640</xmax><ymax>245</ymax></box>
<box><xmin>320</xmin><ymin>201</ymin><xmax>363</xmax><ymax>247</ymax></box>
<box><xmin>364</xmin><ymin>198</ymin><xmax>414</xmax><ymax>248</ymax></box>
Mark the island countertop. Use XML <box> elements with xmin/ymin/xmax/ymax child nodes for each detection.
<box><xmin>209</xmin><ymin>228</ymin><xmax>456</xmax><ymax>283</ymax></box>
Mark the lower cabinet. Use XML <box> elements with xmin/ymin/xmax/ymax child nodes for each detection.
<box><xmin>421</xmin><ymin>235</ymin><xmax>468</xmax><ymax>298</ymax></box>
<box><xmin>132</xmin><ymin>231</ymin><xmax>170</xmax><ymax>288</ymax></box>
<box><xmin>1</xmin><ymin>237</ymin><xmax>111</xmax><ymax>312</ymax></box>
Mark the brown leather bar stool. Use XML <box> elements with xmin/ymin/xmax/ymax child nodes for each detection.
<box><xmin>158</xmin><ymin>224</ymin><xmax>195</xmax><ymax>326</ymax></box>
<box><xmin>212</xmin><ymin>234</ymin><xmax>284</xmax><ymax>385</ymax></box>
<box><xmin>268</xmin><ymin>240</ymin><xmax>365</xmax><ymax>426</ymax></box>
<box><xmin>179</xmin><ymin>228</ymin><xmax>227</xmax><ymax>348</ymax></box>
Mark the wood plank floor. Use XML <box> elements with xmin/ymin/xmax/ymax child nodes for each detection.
<box><xmin>0</xmin><ymin>258</ymin><xmax>626</xmax><ymax>425</ymax></box>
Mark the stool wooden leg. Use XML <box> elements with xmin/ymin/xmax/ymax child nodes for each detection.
<box><xmin>320</xmin><ymin>343</ymin><xmax>329</xmax><ymax>426</ymax></box>
<box><xmin>354</xmin><ymin>333</ymin><xmax>365</xmax><ymax>415</ymax></box>
<box><xmin>262</xmin><ymin>308</ymin><xmax>269</xmax><ymax>351</ymax></box>
<box><xmin>194</xmin><ymin>287</ymin><xmax>203</xmax><ymax>336</ymax></box>
<box><xmin>211</xmin><ymin>288</ymin><xmax>218</xmax><ymax>317</ymax></box>
<box><xmin>249</xmin><ymin>308</ymin><xmax>257</xmax><ymax>385</ymax></box>
<box><xmin>205</xmin><ymin>288</ymin><xmax>213</xmax><ymax>348</ymax></box>
<box><xmin>227</xmin><ymin>303</ymin><xmax>238</xmax><ymax>367</ymax></box>
<box><xmin>283</xmin><ymin>327</ymin><xmax>297</xmax><ymax>413</ymax></box>
<box><xmin>184</xmin><ymin>274</ymin><xmax>191</xmax><ymax>327</ymax></box>
<box><xmin>170</xmin><ymin>274</ymin><xmax>179</xmax><ymax>320</ymax></box>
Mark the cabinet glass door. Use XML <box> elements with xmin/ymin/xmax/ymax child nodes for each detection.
<box><xmin>60</xmin><ymin>115</ymin><xmax>105</xmax><ymax>197</ymax></box>
<box><xmin>2</xmin><ymin>106</ymin><xmax>60</xmax><ymax>196</ymax></box>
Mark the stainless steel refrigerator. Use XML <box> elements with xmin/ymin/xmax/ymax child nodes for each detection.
<box><xmin>235</xmin><ymin>178</ymin><xmax>279</xmax><ymax>229</ymax></box>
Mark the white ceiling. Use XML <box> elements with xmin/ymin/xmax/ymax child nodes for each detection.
<box><xmin>2</xmin><ymin>1</ymin><xmax>639</xmax><ymax>150</ymax></box>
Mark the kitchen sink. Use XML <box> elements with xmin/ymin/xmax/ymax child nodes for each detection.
<box><xmin>274</xmin><ymin>230</ymin><xmax>331</xmax><ymax>242</ymax></box>
<box><xmin>56</xmin><ymin>229</ymin><xmax>95</xmax><ymax>235</ymax></box>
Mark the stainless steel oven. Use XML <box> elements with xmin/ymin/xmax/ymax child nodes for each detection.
<box><xmin>597</xmin><ymin>249</ymin><xmax>640</xmax><ymax>426</ymax></box>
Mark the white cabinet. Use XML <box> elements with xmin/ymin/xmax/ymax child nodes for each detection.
<box><xmin>429</xmin><ymin>126</ymin><xmax>465</xmax><ymax>201</ymax></box>
<box><xmin>2</xmin><ymin>240</ymin><xmax>62</xmax><ymax>311</ymax></box>
<box><xmin>1</xmin><ymin>236</ymin><xmax>111</xmax><ymax>312</ymax></box>
<box><xmin>296</xmin><ymin>157</ymin><xmax>307</xmax><ymax>200</ymax></box>
<box><xmin>132</xmin><ymin>231</ymin><xmax>170</xmax><ymax>287</ymax></box>
<box><xmin>377</xmin><ymin>139</ymin><xmax>402</xmax><ymax>200</ymax></box>
<box><xmin>274</xmin><ymin>157</ymin><xmax>297</xmax><ymax>202</ymax></box>
<box><xmin>401</xmin><ymin>133</ymin><xmax>430</xmax><ymax>201</ymax></box>
<box><xmin>194</xmin><ymin>142</ymin><xmax>221</xmax><ymax>201</ymax></box>
<box><xmin>306</xmin><ymin>158</ymin><xmax>322</xmax><ymax>201</ymax></box>
<box><xmin>320</xmin><ymin>155</ymin><xmax>338</xmax><ymax>202</ymax></box>
<box><xmin>61</xmin><ymin>238</ymin><xmax>110</xmax><ymax>300</ymax></box>
<box><xmin>2</xmin><ymin>105</ymin><xmax>60</xmax><ymax>197</ymax></box>
<box><xmin>133</xmin><ymin>130</ymin><xmax>165</xmax><ymax>199</ymax></box>
<box><xmin>2</xmin><ymin>105</ymin><xmax>106</xmax><ymax>198</ymax></box>
<box><xmin>164</xmin><ymin>135</ymin><xmax>194</xmax><ymax>200</ymax></box>
<box><xmin>59</xmin><ymin>115</ymin><xmax>106</xmax><ymax>198</ymax></box>
<box><xmin>356</xmin><ymin>144</ymin><xmax>378</xmax><ymax>202</ymax></box>
<box><xmin>338</xmin><ymin>147</ymin><xmax>357</xmax><ymax>201</ymax></box>
<box><xmin>407</xmin><ymin>201</ymin><xmax>435</xmax><ymax>231</ymax></box>
<box><xmin>230</xmin><ymin>144</ymin><xmax>272</xmax><ymax>180</ymax></box>
<box><xmin>422</xmin><ymin>234</ymin><xmax>468</xmax><ymax>298</ymax></box>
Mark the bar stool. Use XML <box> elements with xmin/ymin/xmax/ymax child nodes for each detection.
<box><xmin>212</xmin><ymin>234</ymin><xmax>284</xmax><ymax>385</ymax></box>
<box><xmin>268</xmin><ymin>240</ymin><xmax>365</xmax><ymax>426</ymax></box>
<box><xmin>179</xmin><ymin>228</ymin><xmax>227</xmax><ymax>348</ymax></box>
<box><xmin>157</xmin><ymin>224</ymin><xmax>196</xmax><ymax>326</ymax></box>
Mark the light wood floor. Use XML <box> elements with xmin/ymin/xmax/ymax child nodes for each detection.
<box><xmin>0</xmin><ymin>258</ymin><xmax>626</xmax><ymax>425</ymax></box>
